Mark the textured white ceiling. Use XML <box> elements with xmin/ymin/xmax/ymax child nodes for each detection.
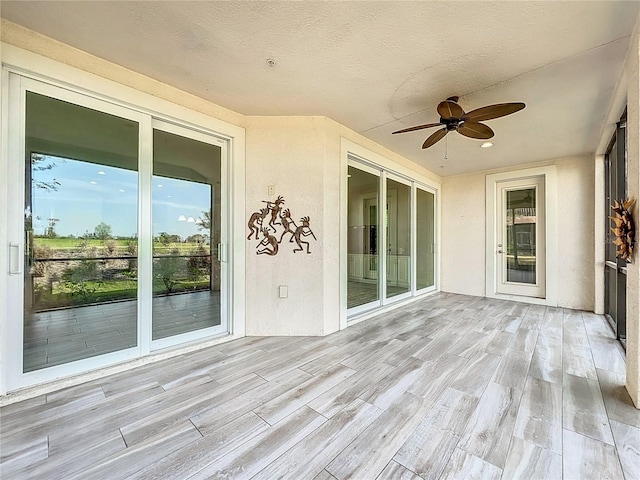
<box><xmin>2</xmin><ymin>1</ymin><xmax>639</xmax><ymax>175</ymax></box>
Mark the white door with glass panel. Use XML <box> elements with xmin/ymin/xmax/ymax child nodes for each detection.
<box><xmin>496</xmin><ymin>177</ymin><xmax>545</xmax><ymax>298</ymax></box>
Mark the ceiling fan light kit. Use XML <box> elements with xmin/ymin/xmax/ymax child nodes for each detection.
<box><xmin>393</xmin><ymin>96</ymin><xmax>525</xmax><ymax>149</ymax></box>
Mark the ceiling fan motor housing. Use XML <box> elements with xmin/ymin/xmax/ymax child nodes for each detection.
<box><xmin>442</xmin><ymin>118</ymin><xmax>461</xmax><ymax>131</ymax></box>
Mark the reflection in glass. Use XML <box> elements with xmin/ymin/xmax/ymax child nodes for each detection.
<box><xmin>386</xmin><ymin>179</ymin><xmax>411</xmax><ymax>299</ymax></box>
<box><xmin>416</xmin><ymin>189</ymin><xmax>435</xmax><ymax>290</ymax></box>
<box><xmin>347</xmin><ymin>166</ymin><xmax>380</xmax><ymax>309</ymax></box>
<box><xmin>152</xmin><ymin>129</ymin><xmax>221</xmax><ymax>340</ymax></box>
<box><xmin>605</xmin><ymin>140</ymin><xmax>618</xmax><ymax>263</ymax></box>
<box><xmin>24</xmin><ymin>92</ymin><xmax>139</xmax><ymax>372</ymax></box>
<box><xmin>506</xmin><ymin>188</ymin><xmax>536</xmax><ymax>284</ymax></box>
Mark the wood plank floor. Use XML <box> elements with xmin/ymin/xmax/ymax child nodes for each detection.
<box><xmin>2</xmin><ymin>293</ymin><xmax>637</xmax><ymax>479</ymax></box>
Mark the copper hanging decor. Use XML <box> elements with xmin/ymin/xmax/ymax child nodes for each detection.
<box><xmin>609</xmin><ymin>198</ymin><xmax>636</xmax><ymax>262</ymax></box>
<box><xmin>247</xmin><ymin>195</ymin><xmax>317</xmax><ymax>255</ymax></box>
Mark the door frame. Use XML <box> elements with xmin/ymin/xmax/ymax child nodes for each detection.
<box><xmin>4</xmin><ymin>74</ymin><xmax>147</xmax><ymax>391</ymax></box>
<box><xmin>496</xmin><ymin>176</ymin><xmax>546</xmax><ymax>298</ymax></box>
<box><xmin>0</xmin><ymin>47</ymin><xmax>246</xmax><ymax>395</ymax></box>
<box><xmin>485</xmin><ymin>166</ymin><xmax>558</xmax><ymax>306</ymax></box>
<box><xmin>384</xmin><ymin>172</ymin><xmax>413</xmax><ymax>304</ymax></box>
<box><xmin>149</xmin><ymin>119</ymin><xmax>229</xmax><ymax>351</ymax></box>
<box><xmin>414</xmin><ymin>184</ymin><xmax>437</xmax><ymax>295</ymax></box>
<box><xmin>343</xmin><ymin>146</ymin><xmax>441</xmax><ymax>324</ymax></box>
<box><xmin>346</xmin><ymin>160</ymin><xmax>383</xmax><ymax>317</ymax></box>
<box><xmin>603</xmin><ymin>113</ymin><xmax>627</xmax><ymax>346</ymax></box>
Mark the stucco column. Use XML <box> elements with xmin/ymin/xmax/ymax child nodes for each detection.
<box><xmin>624</xmin><ymin>21</ymin><xmax>640</xmax><ymax>408</ymax></box>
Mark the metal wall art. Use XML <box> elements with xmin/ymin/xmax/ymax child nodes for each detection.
<box><xmin>247</xmin><ymin>195</ymin><xmax>317</xmax><ymax>255</ymax></box>
<box><xmin>609</xmin><ymin>198</ymin><xmax>636</xmax><ymax>263</ymax></box>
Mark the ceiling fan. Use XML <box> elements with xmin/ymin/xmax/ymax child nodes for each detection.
<box><xmin>392</xmin><ymin>96</ymin><xmax>525</xmax><ymax>149</ymax></box>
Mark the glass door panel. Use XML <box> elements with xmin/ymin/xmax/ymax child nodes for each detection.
<box><xmin>152</xmin><ymin>128</ymin><xmax>222</xmax><ymax>340</ymax></box>
<box><xmin>386</xmin><ymin>178</ymin><xmax>411</xmax><ymax>299</ymax></box>
<box><xmin>347</xmin><ymin>165</ymin><xmax>380</xmax><ymax>310</ymax></box>
<box><xmin>505</xmin><ymin>188</ymin><xmax>536</xmax><ymax>284</ymax></box>
<box><xmin>24</xmin><ymin>91</ymin><xmax>139</xmax><ymax>372</ymax></box>
<box><xmin>416</xmin><ymin>188</ymin><xmax>435</xmax><ymax>290</ymax></box>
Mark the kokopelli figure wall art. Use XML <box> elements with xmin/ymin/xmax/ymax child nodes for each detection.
<box><xmin>256</xmin><ymin>228</ymin><xmax>278</xmax><ymax>256</ymax></box>
<box><xmin>292</xmin><ymin>217</ymin><xmax>317</xmax><ymax>254</ymax></box>
<box><xmin>247</xmin><ymin>195</ymin><xmax>317</xmax><ymax>255</ymax></box>
<box><xmin>247</xmin><ymin>207</ymin><xmax>269</xmax><ymax>240</ymax></box>
<box><xmin>265</xmin><ymin>195</ymin><xmax>285</xmax><ymax>232</ymax></box>
<box><xmin>279</xmin><ymin>209</ymin><xmax>296</xmax><ymax>243</ymax></box>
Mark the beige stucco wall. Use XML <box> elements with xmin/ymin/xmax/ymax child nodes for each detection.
<box><xmin>441</xmin><ymin>173</ymin><xmax>486</xmax><ymax>297</ymax></box>
<box><xmin>244</xmin><ymin>116</ymin><xmax>441</xmax><ymax>336</ymax></box>
<box><xmin>441</xmin><ymin>154</ymin><xmax>595</xmax><ymax>311</ymax></box>
<box><xmin>623</xmin><ymin>17</ymin><xmax>640</xmax><ymax>407</ymax></box>
<box><xmin>244</xmin><ymin>116</ymin><xmax>330</xmax><ymax>336</ymax></box>
<box><xmin>557</xmin><ymin>156</ymin><xmax>596</xmax><ymax>310</ymax></box>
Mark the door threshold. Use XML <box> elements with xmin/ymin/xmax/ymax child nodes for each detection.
<box><xmin>487</xmin><ymin>292</ymin><xmax>554</xmax><ymax>306</ymax></box>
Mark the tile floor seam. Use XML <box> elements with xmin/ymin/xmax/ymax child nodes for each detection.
<box><xmin>580</xmin><ymin>311</ymin><xmax>620</xmax><ymax>449</ymax></box>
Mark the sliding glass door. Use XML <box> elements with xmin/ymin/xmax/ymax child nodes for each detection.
<box><xmin>386</xmin><ymin>176</ymin><xmax>411</xmax><ymax>300</ymax></box>
<box><xmin>347</xmin><ymin>165</ymin><xmax>380</xmax><ymax>311</ymax></box>
<box><xmin>5</xmin><ymin>73</ymin><xmax>229</xmax><ymax>389</ymax></box>
<box><xmin>152</xmin><ymin>125</ymin><xmax>223</xmax><ymax>343</ymax></box>
<box><xmin>347</xmin><ymin>159</ymin><xmax>437</xmax><ymax>317</ymax></box>
<box><xmin>23</xmin><ymin>91</ymin><xmax>140</xmax><ymax>372</ymax></box>
<box><xmin>416</xmin><ymin>187</ymin><xmax>436</xmax><ymax>291</ymax></box>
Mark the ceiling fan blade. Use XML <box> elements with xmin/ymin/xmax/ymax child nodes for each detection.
<box><xmin>422</xmin><ymin>128</ymin><xmax>448</xmax><ymax>149</ymax></box>
<box><xmin>437</xmin><ymin>100</ymin><xmax>464</xmax><ymax>120</ymax></box>
<box><xmin>463</xmin><ymin>102</ymin><xmax>525</xmax><ymax>122</ymax></box>
<box><xmin>457</xmin><ymin>121</ymin><xmax>494</xmax><ymax>139</ymax></box>
<box><xmin>392</xmin><ymin>123</ymin><xmax>442</xmax><ymax>134</ymax></box>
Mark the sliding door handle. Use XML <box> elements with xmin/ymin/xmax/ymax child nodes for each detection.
<box><xmin>9</xmin><ymin>243</ymin><xmax>21</xmax><ymax>275</ymax></box>
<box><xmin>217</xmin><ymin>243</ymin><xmax>228</xmax><ymax>262</ymax></box>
